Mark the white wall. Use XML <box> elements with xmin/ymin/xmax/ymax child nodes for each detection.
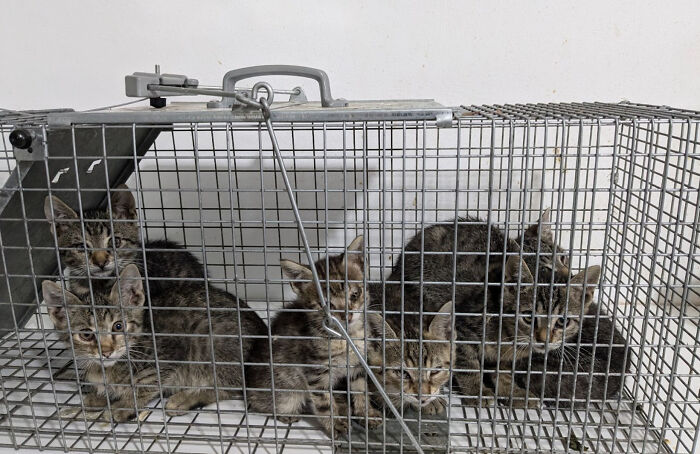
<box><xmin>2</xmin><ymin>0</ymin><xmax>700</xmax><ymax>111</ymax></box>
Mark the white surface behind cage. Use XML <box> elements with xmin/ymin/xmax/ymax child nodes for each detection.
<box><xmin>2</xmin><ymin>0</ymin><xmax>700</xmax><ymax>111</ymax></box>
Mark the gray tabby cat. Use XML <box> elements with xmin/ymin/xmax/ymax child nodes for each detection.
<box><xmin>43</xmin><ymin>264</ymin><xmax>266</xmax><ymax>421</ymax></box>
<box><xmin>44</xmin><ymin>185</ymin><xmax>205</xmax><ymax>299</ymax></box>
<box><xmin>514</xmin><ymin>212</ymin><xmax>629</xmax><ymax>407</ymax></box>
<box><xmin>247</xmin><ymin>236</ymin><xmax>400</xmax><ymax>436</ymax></box>
<box><xmin>381</xmin><ymin>214</ymin><xmax>600</xmax><ymax>407</ymax></box>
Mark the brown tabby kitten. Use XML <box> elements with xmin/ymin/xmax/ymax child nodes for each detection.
<box><xmin>372</xmin><ymin>301</ymin><xmax>455</xmax><ymax>416</ymax></box>
<box><xmin>44</xmin><ymin>185</ymin><xmax>205</xmax><ymax>299</ymax></box>
<box><xmin>381</xmin><ymin>215</ymin><xmax>600</xmax><ymax>407</ymax></box>
<box><xmin>514</xmin><ymin>211</ymin><xmax>629</xmax><ymax>407</ymax></box>
<box><xmin>43</xmin><ymin>264</ymin><xmax>266</xmax><ymax>422</ymax></box>
<box><xmin>246</xmin><ymin>236</ymin><xmax>391</xmax><ymax>437</ymax></box>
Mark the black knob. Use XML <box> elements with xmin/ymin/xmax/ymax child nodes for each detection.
<box><xmin>9</xmin><ymin>129</ymin><xmax>32</xmax><ymax>149</ymax></box>
<box><xmin>150</xmin><ymin>97</ymin><xmax>166</xmax><ymax>108</ymax></box>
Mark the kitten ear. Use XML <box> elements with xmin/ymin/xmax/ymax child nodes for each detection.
<box><xmin>381</xmin><ymin>319</ymin><xmax>398</xmax><ymax>339</ymax></box>
<box><xmin>504</xmin><ymin>256</ymin><xmax>534</xmax><ymax>283</ymax></box>
<box><xmin>427</xmin><ymin>301</ymin><xmax>455</xmax><ymax>341</ymax></box>
<box><xmin>110</xmin><ymin>184</ymin><xmax>136</xmax><ymax>220</ymax></box>
<box><xmin>42</xmin><ymin>280</ymin><xmax>80</xmax><ymax>330</ymax></box>
<box><xmin>44</xmin><ymin>195</ymin><xmax>77</xmax><ymax>232</ymax></box>
<box><xmin>343</xmin><ymin>235</ymin><xmax>365</xmax><ymax>269</ymax></box>
<box><xmin>526</xmin><ymin>208</ymin><xmax>553</xmax><ymax>243</ymax></box>
<box><xmin>110</xmin><ymin>264</ymin><xmax>145</xmax><ymax>307</ymax></box>
<box><xmin>570</xmin><ymin>265</ymin><xmax>601</xmax><ymax>307</ymax></box>
<box><xmin>280</xmin><ymin>259</ymin><xmax>313</xmax><ymax>295</ymax></box>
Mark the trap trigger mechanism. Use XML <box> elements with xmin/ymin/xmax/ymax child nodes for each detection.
<box><xmin>125</xmin><ymin>64</ymin><xmax>199</xmax><ymax>108</ymax></box>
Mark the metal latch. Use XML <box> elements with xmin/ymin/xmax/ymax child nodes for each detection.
<box><xmin>125</xmin><ymin>65</ymin><xmax>199</xmax><ymax>108</ymax></box>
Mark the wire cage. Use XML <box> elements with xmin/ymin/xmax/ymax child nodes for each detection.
<box><xmin>0</xmin><ymin>66</ymin><xmax>698</xmax><ymax>454</ymax></box>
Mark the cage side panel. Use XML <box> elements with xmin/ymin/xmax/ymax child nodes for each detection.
<box><xmin>609</xmin><ymin>120</ymin><xmax>700</xmax><ymax>454</ymax></box>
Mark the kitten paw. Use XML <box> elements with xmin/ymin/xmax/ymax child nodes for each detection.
<box><xmin>363</xmin><ymin>407</ymin><xmax>383</xmax><ymax>429</ymax></box>
<box><xmin>164</xmin><ymin>397</ymin><xmax>192</xmax><ymax>416</ymax></box>
<box><xmin>59</xmin><ymin>407</ymin><xmax>82</xmax><ymax>419</ymax></box>
<box><xmin>505</xmin><ymin>391</ymin><xmax>540</xmax><ymax>409</ymax></box>
<box><xmin>103</xmin><ymin>408</ymin><xmax>136</xmax><ymax>423</ymax></box>
<box><xmin>332</xmin><ymin>418</ymin><xmax>350</xmax><ymax>438</ymax></box>
<box><xmin>277</xmin><ymin>415</ymin><xmax>300</xmax><ymax>424</ymax></box>
<box><xmin>164</xmin><ymin>391</ymin><xmax>210</xmax><ymax>415</ymax></box>
<box><xmin>422</xmin><ymin>397</ymin><xmax>447</xmax><ymax>415</ymax></box>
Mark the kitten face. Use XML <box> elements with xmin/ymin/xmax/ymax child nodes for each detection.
<box><xmin>281</xmin><ymin>236</ymin><xmax>367</xmax><ymax>328</ymax></box>
<box><xmin>44</xmin><ymin>185</ymin><xmax>140</xmax><ymax>278</ymax></box>
<box><xmin>42</xmin><ymin>264</ymin><xmax>146</xmax><ymax>366</ymax></box>
<box><xmin>502</xmin><ymin>257</ymin><xmax>601</xmax><ymax>354</ymax></box>
<box><xmin>382</xmin><ymin>302</ymin><xmax>455</xmax><ymax>408</ymax></box>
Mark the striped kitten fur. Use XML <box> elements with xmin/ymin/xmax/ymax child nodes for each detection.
<box><xmin>514</xmin><ymin>211</ymin><xmax>629</xmax><ymax>407</ymax></box>
<box><xmin>43</xmin><ymin>264</ymin><xmax>266</xmax><ymax>422</ymax></box>
<box><xmin>44</xmin><ymin>185</ymin><xmax>205</xmax><ymax>299</ymax></box>
<box><xmin>379</xmin><ymin>213</ymin><xmax>600</xmax><ymax>408</ymax></box>
<box><xmin>246</xmin><ymin>236</ymin><xmax>395</xmax><ymax>436</ymax></box>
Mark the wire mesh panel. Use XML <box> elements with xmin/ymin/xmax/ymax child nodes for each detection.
<box><xmin>0</xmin><ymin>102</ymin><xmax>698</xmax><ymax>454</ymax></box>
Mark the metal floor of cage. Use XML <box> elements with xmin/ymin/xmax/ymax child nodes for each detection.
<box><xmin>4</xmin><ymin>285</ymin><xmax>698</xmax><ymax>454</ymax></box>
<box><xmin>0</xmin><ymin>327</ymin><xmax>668</xmax><ymax>454</ymax></box>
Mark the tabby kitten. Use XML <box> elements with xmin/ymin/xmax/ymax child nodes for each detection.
<box><xmin>514</xmin><ymin>212</ymin><xmax>629</xmax><ymax>407</ymax></box>
<box><xmin>372</xmin><ymin>301</ymin><xmax>455</xmax><ymax>416</ymax></box>
<box><xmin>44</xmin><ymin>185</ymin><xmax>205</xmax><ymax>299</ymax></box>
<box><xmin>246</xmin><ymin>236</ymin><xmax>390</xmax><ymax>437</ymax></box>
<box><xmin>43</xmin><ymin>264</ymin><xmax>266</xmax><ymax>421</ymax></box>
<box><xmin>380</xmin><ymin>216</ymin><xmax>600</xmax><ymax>407</ymax></box>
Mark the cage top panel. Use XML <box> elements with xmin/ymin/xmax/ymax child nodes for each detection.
<box><xmin>44</xmin><ymin>100</ymin><xmax>455</xmax><ymax>127</ymax></box>
<box><xmin>457</xmin><ymin>102</ymin><xmax>700</xmax><ymax>122</ymax></box>
<box><xmin>4</xmin><ymin>102</ymin><xmax>700</xmax><ymax>128</ymax></box>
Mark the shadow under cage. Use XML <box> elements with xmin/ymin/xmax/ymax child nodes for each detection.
<box><xmin>0</xmin><ymin>66</ymin><xmax>698</xmax><ymax>454</ymax></box>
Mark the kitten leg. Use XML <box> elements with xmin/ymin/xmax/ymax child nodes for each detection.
<box><xmin>310</xmin><ymin>391</ymin><xmax>350</xmax><ymax>438</ymax></box>
<box><xmin>248</xmin><ymin>366</ymin><xmax>306</xmax><ymax>424</ymax></box>
<box><xmin>493</xmin><ymin>372</ymin><xmax>539</xmax><ymax>409</ymax></box>
<box><xmin>453</xmin><ymin>362</ymin><xmax>496</xmax><ymax>407</ymax></box>
<box><xmin>60</xmin><ymin>392</ymin><xmax>107</xmax><ymax>419</ymax></box>
<box><xmin>164</xmin><ymin>389</ymin><xmax>225</xmax><ymax>415</ymax></box>
<box><xmin>350</xmin><ymin>375</ymin><xmax>382</xmax><ymax>429</ymax></box>
<box><xmin>103</xmin><ymin>386</ymin><xmax>158</xmax><ymax>422</ymax></box>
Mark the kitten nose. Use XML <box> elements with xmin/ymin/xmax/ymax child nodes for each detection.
<box><xmin>91</xmin><ymin>251</ymin><xmax>109</xmax><ymax>268</ymax></box>
<box><xmin>100</xmin><ymin>339</ymin><xmax>113</xmax><ymax>357</ymax></box>
<box><xmin>537</xmin><ymin>327</ymin><xmax>548</xmax><ymax>342</ymax></box>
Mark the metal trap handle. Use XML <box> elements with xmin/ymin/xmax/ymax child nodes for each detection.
<box><xmin>221</xmin><ymin>65</ymin><xmax>348</xmax><ymax>108</ymax></box>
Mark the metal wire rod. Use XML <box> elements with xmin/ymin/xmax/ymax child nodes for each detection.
<box><xmin>259</xmin><ymin>97</ymin><xmax>425</xmax><ymax>454</ymax></box>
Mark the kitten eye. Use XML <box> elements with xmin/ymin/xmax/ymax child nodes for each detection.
<box><xmin>77</xmin><ymin>331</ymin><xmax>94</xmax><ymax>342</ymax></box>
<box><xmin>112</xmin><ymin>321</ymin><xmax>124</xmax><ymax>332</ymax></box>
<box><xmin>403</xmin><ymin>370</ymin><xmax>412</xmax><ymax>381</ymax></box>
<box><xmin>555</xmin><ymin>316</ymin><xmax>571</xmax><ymax>329</ymax></box>
<box><xmin>520</xmin><ymin>314</ymin><xmax>533</xmax><ymax>324</ymax></box>
<box><xmin>430</xmin><ymin>369</ymin><xmax>442</xmax><ymax>377</ymax></box>
<box><xmin>112</xmin><ymin>238</ymin><xmax>122</xmax><ymax>248</ymax></box>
